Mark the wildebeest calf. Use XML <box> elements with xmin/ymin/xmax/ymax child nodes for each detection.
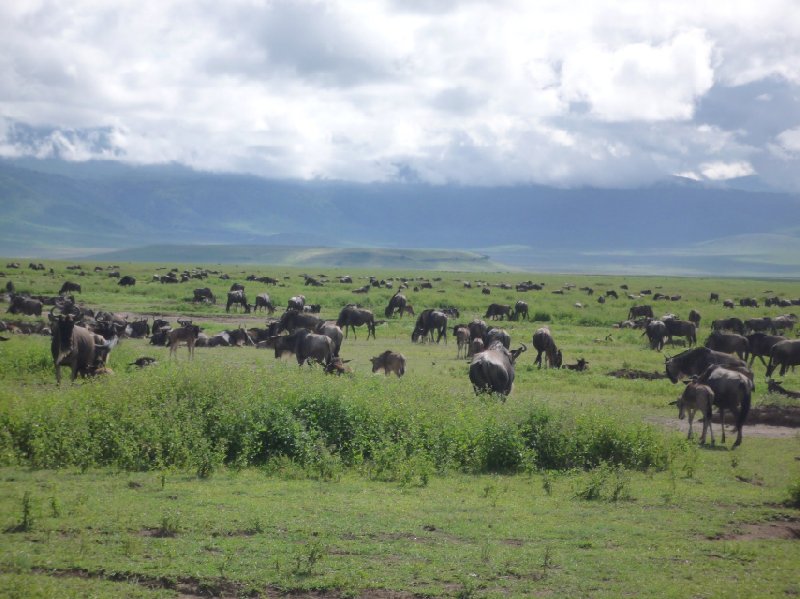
<box><xmin>672</xmin><ymin>382</ymin><xmax>715</xmax><ymax>444</ymax></box>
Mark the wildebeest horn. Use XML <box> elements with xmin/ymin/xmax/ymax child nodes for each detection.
<box><xmin>668</xmin><ymin>400</ymin><xmax>678</xmax><ymax>405</ymax></box>
<box><xmin>519</xmin><ymin>343</ymin><xmax>527</xmax><ymax>352</ymax></box>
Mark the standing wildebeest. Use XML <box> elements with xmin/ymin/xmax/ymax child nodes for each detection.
<box><xmin>628</xmin><ymin>305</ymin><xmax>654</xmax><ymax>320</ymax></box>
<box><xmin>193</xmin><ymin>287</ymin><xmax>215</xmax><ymax>304</ymax></box>
<box><xmin>229</xmin><ymin>282</ymin><xmax>245</xmax><ymax>292</ymax></box>
<box><xmin>273</xmin><ymin>309</ymin><xmax>323</xmax><ymax>334</ymax></box>
<box><xmin>59</xmin><ymin>281</ymin><xmax>82</xmax><ymax>295</ymax></box>
<box><xmin>468</xmin><ymin>319</ymin><xmax>488</xmax><ymax>343</ymax></box>
<box><xmin>532</xmin><ymin>327</ymin><xmax>562</xmax><ymax>369</ymax></box>
<box><xmin>671</xmin><ymin>382</ymin><xmax>715</xmax><ymax>444</ymax></box>
<box><xmin>412</xmin><ymin>309</ymin><xmax>448</xmax><ymax>343</ymax></box>
<box><xmin>454</xmin><ymin>324</ymin><xmax>470</xmax><ymax>358</ymax></box>
<box><xmin>766</xmin><ymin>339</ymin><xmax>800</xmax><ymax>377</ymax></box>
<box><xmin>709</xmin><ymin>292</ymin><xmax>719</xmax><ymax>303</ymax></box>
<box><xmin>370</xmin><ymin>350</ymin><xmax>406</xmax><ymax>377</ymax></box>
<box><xmin>315</xmin><ymin>321</ymin><xmax>343</xmax><ymax>357</ymax></box>
<box><xmin>470</xmin><ymin>337</ymin><xmax>485</xmax><ymax>356</ymax></box>
<box><xmin>739</xmin><ymin>297</ymin><xmax>759</xmax><ymax>308</ymax></box>
<box><xmin>287</xmin><ymin>295</ymin><xmax>306</xmax><ymax>311</ymax></box>
<box><xmin>663</xmin><ymin>317</ymin><xmax>697</xmax><ymax>346</ymax></box>
<box><xmin>336</xmin><ymin>305</ymin><xmax>376</xmax><ymax>339</ymax></box>
<box><xmin>745</xmin><ymin>317</ymin><xmax>772</xmax><ymax>333</ymax></box>
<box><xmin>745</xmin><ymin>333</ymin><xmax>787</xmax><ymax>368</ymax></box>
<box><xmin>481</xmin><ymin>287</ymin><xmax>491</xmax><ymax>295</ymax></box>
<box><xmin>711</xmin><ymin>317</ymin><xmax>746</xmax><ymax>336</ymax></box>
<box><xmin>644</xmin><ymin>319</ymin><xmax>667</xmax><ymax>351</ymax></box>
<box><xmin>484</xmin><ymin>303</ymin><xmax>513</xmax><ymax>320</ymax></box>
<box><xmin>469</xmin><ymin>341</ymin><xmax>527</xmax><ymax>396</ymax></box>
<box><xmin>384</xmin><ymin>292</ymin><xmax>408</xmax><ymax>318</ymax></box>
<box><xmin>723</xmin><ymin>299</ymin><xmax>735</xmax><ymax>309</ymax></box>
<box><xmin>512</xmin><ymin>300</ymin><xmax>529</xmax><ymax>321</ymax></box>
<box><xmin>664</xmin><ymin>347</ymin><xmax>749</xmax><ymax>384</ymax></box>
<box><xmin>118</xmin><ymin>276</ymin><xmax>136</xmax><ymax>287</ymax></box>
<box><xmin>269</xmin><ymin>329</ymin><xmax>335</xmax><ymax>366</ymax></box>
<box><xmin>226</xmin><ymin>290</ymin><xmax>250</xmax><ymax>313</ymax></box>
<box><xmin>254</xmin><ymin>293</ymin><xmax>275</xmax><ymax>314</ymax></box>
<box><xmin>771</xmin><ymin>315</ymin><xmax>796</xmax><ymax>334</ymax></box>
<box><xmin>694</xmin><ymin>365</ymin><xmax>753</xmax><ymax>447</ymax></box>
<box><xmin>704</xmin><ymin>331</ymin><xmax>748</xmax><ymax>359</ymax></box>
<box><xmin>50</xmin><ymin>312</ymin><xmax>116</xmax><ymax>383</ymax></box>
<box><xmin>688</xmin><ymin>309</ymin><xmax>701</xmax><ymax>328</ymax></box>
<box><xmin>168</xmin><ymin>324</ymin><xmax>201</xmax><ymax>359</ymax></box>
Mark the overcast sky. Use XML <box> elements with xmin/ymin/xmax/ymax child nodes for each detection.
<box><xmin>1</xmin><ymin>0</ymin><xmax>799</xmax><ymax>189</ymax></box>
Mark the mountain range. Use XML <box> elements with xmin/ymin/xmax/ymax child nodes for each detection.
<box><xmin>1</xmin><ymin>158</ymin><xmax>799</xmax><ymax>275</ymax></box>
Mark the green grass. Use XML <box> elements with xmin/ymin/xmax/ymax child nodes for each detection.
<box><xmin>1</xmin><ymin>259</ymin><xmax>799</xmax><ymax>596</ymax></box>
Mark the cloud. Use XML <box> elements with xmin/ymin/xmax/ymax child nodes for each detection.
<box><xmin>776</xmin><ymin>127</ymin><xmax>800</xmax><ymax>153</ymax></box>
<box><xmin>699</xmin><ymin>160</ymin><xmax>755</xmax><ymax>180</ymax></box>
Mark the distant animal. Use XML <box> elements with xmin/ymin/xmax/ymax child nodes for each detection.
<box><xmin>709</xmin><ymin>293</ymin><xmax>719</xmax><ymax>303</ymax></box>
<box><xmin>628</xmin><ymin>305</ymin><xmax>654</xmax><ymax>320</ymax></box>
<box><xmin>745</xmin><ymin>317</ymin><xmax>772</xmax><ymax>333</ymax></box>
<box><xmin>564</xmin><ymin>358</ymin><xmax>589</xmax><ymax>371</ymax></box>
<box><xmin>739</xmin><ymin>297</ymin><xmax>759</xmax><ymax>308</ymax></box>
<box><xmin>766</xmin><ymin>339</ymin><xmax>800</xmax><ymax>377</ymax></box>
<box><xmin>336</xmin><ymin>305</ymin><xmax>376</xmax><ymax>339</ymax></box>
<box><xmin>688</xmin><ymin>309</ymin><xmax>701</xmax><ymax>328</ymax></box>
<box><xmin>192</xmin><ymin>287</ymin><xmax>215</xmax><ymax>304</ymax></box>
<box><xmin>745</xmin><ymin>333</ymin><xmax>787</xmax><ymax>368</ymax></box>
<box><xmin>766</xmin><ymin>379</ymin><xmax>800</xmax><ymax>399</ymax></box>
<box><xmin>412</xmin><ymin>309</ymin><xmax>448</xmax><ymax>343</ymax></box>
<box><xmin>454</xmin><ymin>325</ymin><xmax>470</xmax><ymax>358</ymax></box>
<box><xmin>605</xmin><ymin>290</ymin><xmax>618</xmax><ymax>299</ymax></box>
<box><xmin>723</xmin><ymin>299</ymin><xmax>735</xmax><ymax>309</ymax></box>
<box><xmin>484</xmin><ymin>303</ymin><xmax>512</xmax><ymax>320</ymax></box>
<box><xmin>385</xmin><ymin>292</ymin><xmax>409</xmax><ymax>318</ymax></box>
<box><xmin>512</xmin><ymin>300</ymin><xmax>529</xmax><ymax>321</ymax></box>
<box><xmin>711</xmin><ymin>317</ymin><xmax>745</xmax><ymax>336</ymax></box>
<box><xmin>644</xmin><ymin>320</ymin><xmax>667</xmax><ymax>351</ymax></box>
<box><xmin>168</xmin><ymin>324</ymin><xmax>201</xmax><ymax>359</ymax></box>
<box><xmin>59</xmin><ymin>281</ymin><xmax>82</xmax><ymax>295</ymax></box>
<box><xmin>532</xmin><ymin>327</ymin><xmax>562</xmax><ymax>369</ymax></box>
<box><xmin>481</xmin><ymin>287</ymin><xmax>491</xmax><ymax>295</ymax></box>
<box><xmin>370</xmin><ymin>350</ymin><xmax>406</xmax><ymax>377</ymax></box>
<box><xmin>118</xmin><ymin>276</ymin><xmax>136</xmax><ymax>287</ymax></box>
<box><xmin>269</xmin><ymin>329</ymin><xmax>335</xmax><ymax>366</ymax></box>
<box><xmin>470</xmin><ymin>337</ymin><xmax>485</xmax><ymax>356</ymax></box>
<box><xmin>287</xmin><ymin>295</ymin><xmax>306</xmax><ymax>311</ymax></box>
<box><xmin>229</xmin><ymin>283</ymin><xmax>245</xmax><ymax>292</ymax></box>
<box><xmin>670</xmin><ymin>382</ymin><xmax>715</xmax><ymax>444</ymax></box>
<box><xmin>704</xmin><ymin>331</ymin><xmax>748</xmax><ymax>360</ymax></box>
<box><xmin>226</xmin><ymin>290</ymin><xmax>250</xmax><ymax>313</ymax></box>
<box><xmin>468</xmin><ymin>341</ymin><xmax>527</xmax><ymax>396</ymax></box>
<box><xmin>468</xmin><ymin>319</ymin><xmax>488</xmax><ymax>343</ymax></box>
<box><xmin>125</xmin><ymin>319</ymin><xmax>150</xmax><ymax>339</ymax></box>
<box><xmin>254</xmin><ymin>293</ymin><xmax>275</xmax><ymax>314</ymax></box>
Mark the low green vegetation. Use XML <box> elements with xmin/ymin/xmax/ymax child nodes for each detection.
<box><xmin>1</xmin><ymin>259</ymin><xmax>798</xmax><ymax>597</ymax></box>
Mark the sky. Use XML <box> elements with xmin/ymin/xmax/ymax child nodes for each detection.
<box><xmin>1</xmin><ymin>0</ymin><xmax>799</xmax><ymax>189</ymax></box>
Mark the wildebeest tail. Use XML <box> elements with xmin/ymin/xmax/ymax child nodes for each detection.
<box><xmin>736</xmin><ymin>386</ymin><xmax>751</xmax><ymax>432</ymax></box>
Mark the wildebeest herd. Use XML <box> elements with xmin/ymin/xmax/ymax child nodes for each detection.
<box><xmin>2</xmin><ymin>265</ymin><xmax>799</xmax><ymax>448</ymax></box>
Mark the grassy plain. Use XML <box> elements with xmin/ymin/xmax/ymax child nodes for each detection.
<box><xmin>1</xmin><ymin>260</ymin><xmax>799</xmax><ymax>597</ymax></box>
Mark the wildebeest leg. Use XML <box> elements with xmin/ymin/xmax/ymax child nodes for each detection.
<box><xmin>719</xmin><ymin>409</ymin><xmax>726</xmax><ymax>444</ymax></box>
<box><xmin>535</xmin><ymin>351</ymin><xmax>542</xmax><ymax>368</ymax></box>
<box><xmin>731</xmin><ymin>407</ymin><xmax>742</xmax><ymax>447</ymax></box>
<box><xmin>687</xmin><ymin>407</ymin><xmax>694</xmax><ymax>440</ymax></box>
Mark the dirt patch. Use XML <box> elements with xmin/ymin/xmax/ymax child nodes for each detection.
<box><xmin>607</xmin><ymin>368</ymin><xmax>667</xmax><ymax>380</ymax></box>
<box><xmin>138</xmin><ymin>527</ymin><xmax>177</xmax><ymax>538</ymax></box>
<box><xmin>650</xmin><ymin>416</ymin><xmax>799</xmax><ymax>439</ymax></box>
<box><xmin>709</xmin><ymin>520</ymin><xmax>800</xmax><ymax>541</ymax></box>
<box><xmin>738</xmin><ymin>405</ymin><xmax>800</xmax><ymax>428</ymax></box>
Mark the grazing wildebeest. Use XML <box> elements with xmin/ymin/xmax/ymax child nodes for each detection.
<box><xmin>688</xmin><ymin>309</ymin><xmax>701</xmax><ymax>328</ymax></box>
<box><xmin>384</xmin><ymin>292</ymin><xmax>408</xmax><ymax>318</ymax></box>
<box><xmin>606</xmin><ymin>290</ymin><xmax>618</xmax><ymax>299</ymax></box>
<box><xmin>229</xmin><ymin>282</ymin><xmax>245</xmax><ymax>292</ymax></box>
<box><xmin>532</xmin><ymin>327</ymin><xmax>562</xmax><ymax>369</ymax></box>
<box><xmin>484</xmin><ymin>303</ymin><xmax>513</xmax><ymax>320</ymax></box>
<box><xmin>274</xmin><ymin>309</ymin><xmax>323</xmax><ymax>334</ymax></box>
<box><xmin>664</xmin><ymin>347</ymin><xmax>749</xmax><ymax>384</ymax></box>
<box><xmin>739</xmin><ymin>297</ymin><xmax>759</xmax><ymax>308</ymax></box>
<box><xmin>226</xmin><ymin>290</ymin><xmax>250</xmax><ymax>313</ymax></box>
<box><xmin>694</xmin><ymin>365</ymin><xmax>753</xmax><ymax>447</ymax></box>
<box><xmin>118</xmin><ymin>276</ymin><xmax>136</xmax><ymax>287</ymax></box>
<box><xmin>766</xmin><ymin>339</ymin><xmax>800</xmax><ymax>377</ymax></box>
<box><xmin>468</xmin><ymin>341</ymin><xmax>527</xmax><ymax>397</ymax></box>
<box><xmin>767</xmin><ymin>379</ymin><xmax>800</xmax><ymax>399</ymax></box>
<box><xmin>709</xmin><ymin>292</ymin><xmax>719</xmax><ymax>303</ymax></box>
<box><xmin>6</xmin><ymin>295</ymin><xmax>43</xmax><ymax>316</ymax></box>
<box><xmin>59</xmin><ymin>281</ymin><xmax>81</xmax><ymax>295</ymax></box>
<box><xmin>745</xmin><ymin>333</ymin><xmax>787</xmax><ymax>368</ymax></box>
<box><xmin>481</xmin><ymin>287</ymin><xmax>491</xmax><ymax>295</ymax></box>
<box><xmin>287</xmin><ymin>295</ymin><xmax>306</xmax><ymax>311</ymax></box>
<box><xmin>336</xmin><ymin>305</ymin><xmax>376</xmax><ymax>339</ymax></box>
<box><xmin>711</xmin><ymin>317</ymin><xmax>746</xmax><ymax>336</ymax></box>
<box><xmin>370</xmin><ymin>350</ymin><xmax>406</xmax><ymax>377</ymax></box>
<box><xmin>644</xmin><ymin>319</ymin><xmax>667</xmax><ymax>351</ymax></box>
<box><xmin>315</xmin><ymin>321</ymin><xmax>344</xmax><ymax>357</ymax></box>
<box><xmin>628</xmin><ymin>305</ymin><xmax>654</xmax><ymax>320</ymax></box>
<box><xmin>745</xmin><ymin>317</ymin><xmax>772</xmax><ymax>333</ymax></box>
<box><xmin>723</xmin><ymin>299</ymin><xmax>735</xmax><ymax>309</ymax></box>
<box><xmin>454</xmin><ymin>325</ymin><xmax>470</xmax><ymax>358</ymax></box>
<box><xmin>484</xmin><ymin>327</ymin><xmax>510</xmax><ymax>350</ymax></box>
<box><xmin>324</xmin><ymin>357</ymin><xmax>352</xmax><ymax>376</ymax></box>
<box><xmin>671</xmin><ymin>382</ymin><xmax>715</xmax><ymax>444</ymax></box>
<box><xmin>704</xmin><ymin>331</ymin><xmax>748</xmax><ymax>359</ymax></box>
<box><xmin>49</xmin><ymin>312</ymin><xmax>116</xmax><ymax>383</ymax></box>
<box><xmin>193</xmin><ymin>287</ymin><xmax>215</xmax><ymax>304</ymax></box>
<box><xmin>254</xmin><ymin>293</ymin><xmax>275</xmax><ymax>314</ymax></box>
<box><xmin>168</xmin><ymin>324</ymin><xmax>201</xmax><ymax>359</ymax></box>
<box><xmin>412</xmin><ymin>309</ymin><xmax>448</xmax><ymax>343</ymax></box>
<box><xmin>512</xmin><ymin>301</ymin><xmax>529</xmax><ymax>321</ymax></box>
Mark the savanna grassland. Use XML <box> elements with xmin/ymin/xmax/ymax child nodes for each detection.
<box><xmin>1</xmin><ymin>260</ymin><xmax>799</xmax><ymax>598</ymax></box>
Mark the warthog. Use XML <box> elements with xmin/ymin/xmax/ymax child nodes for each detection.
<box><xmin>370</xmin><ymin>350</ymin><xmax>406</xmax><ymax>377</ymax></box>
<box><xmin>532</xmin><ymin>327</ymin><xmax>562</xmax><ymax>369</ymax></box>
<box><xmin>469</xmin><ymin>342</ymin><xmax>527</xmax><ymax>396</ymax></box>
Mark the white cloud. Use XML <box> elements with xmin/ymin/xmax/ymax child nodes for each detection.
<box><xmin>699</xmin><ymin>160</ymin><xmax>755</xmax><ymax>180</ymax></box>
<box><xmin>776</xmin><ymin>127</ymin><xmax>800</xmax><ymax>153</ymax></box>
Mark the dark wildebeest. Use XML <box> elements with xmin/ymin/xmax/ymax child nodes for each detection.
<box><xmin>339</xmin><ymin>276</ymin><xmax>353</xmax><ymax>284</ymax></box>
<box><xmin>273</xmin><ymin>309</ymin><xmax>323</xmax><ymax>335</ymax></box>
<box><xmin>468</xmin><ymin>341</ymin><xmax>527</xmax><ymax>397</ymax></box>
<box><xmin>5</xmin><ymin>281</ymin><xmax>13</xmax><ymax>293</ymax></box>
<box><xmin>484</xmin><ymin>327</ymin><xmax>510</xmax><ymax>350</ymax></box>
<box><xmin>324</xmin><ymin>357</ymin><xmax>352</xmax><ymax>376</ymax></box>
<box><xmin>168</xmin><ymin>324</ymin><xmax>201</xmax><ymax>359</ymax></box>
<box><xmin>711</xmin><ymin>317</ymin><xmax>746</xmax><ymax>336</ymax></box>
<box><xmin>125</xmin><ymin>319</ymin><xmax>150</xmax><ymax>339</ymax></box>
<box><xmin>454</xmin><ymin>324</ymin><xmax>470</xmax><ymax>358</ymax></box>
<box><xmin>370</xmin><ymin>350</ymin><xmax>406</xmax><ymax>377</ymax></box>
<box><xmin>468</xmin><ymin>319</ymin><xmax>488</xmax><ymax>343</ymax></box>
<box><xmin>606</xmin><ymin>290</ymin><xmax>618</xmax><ymax>299</ymax></box>
<box><xmin>315</xmin><ymin>321</ymin><xmax>344</xmax><ymax>357</ymax></box>
<box><xmin>532</xmin><ymin>327</ymin><xmax>562</xmax><ymax>369</ymax></box>
<box><xmin>7</xmin><ymin>295</ymin><xmax>44</xmax><ymax>316</ymax></box>
<box><xmin>766</xmin><ymin>339</ymin><xmax>800</xmax><ymax>377</ymax></box>
<box><xmin>745</xmin><ymin>333</ymin><xmax>787</xmax><ymax>368</ymax></box>
<box><xmin>693</xmin><ymin>365</ymin><xmax>753</xmax><ymax>447</ymax></box>
<box><xmin>709</xmin><ymin>292</ymin><xmax>719</xmax><ymax>303</ymax></box>
<box><xmin>628</xmin><ymin>305</ymin><xmax>654</xmax><ymax>320</ymax></box>
<box><xmin>229</xmin><ymin>282</ymin><xmax>245</xmax><ymax>292</ymax></box>
<box><xmin>664</xmin><ymin>347</ymin><xmax>749</xmax><ymax>384</ymax></box>
<box><xmin>745</xmin><ymin>317</ymin><xmax>772</xmax><ymax>333</ymax></box>
<box><xmin>670</xmin><ymin>382</ymin><xmax>715</xmax><ymax>444</ymax></box>
<box><xmin>771</xmin><ymin>315</ymin><xmax>796</xmax><ymax>334</ymax></box>
<box><xmin>470</xmin><ymin>337</ymin><xmax>485</xmax><ymax>356</ymax></box>
<box><xmin>193</xmin><ymin>287</ymin><xmax>215</xmax><ymax>304</ymax></box>
<box><xmin>704</xmin><ymin>331</ymin><xmax>748</xmax><ymax>359</ymax></box>
<box><xmin>384</xmin><ymin>292</ymin><xmax>408</xmax><ymax>318</ymax></box>
<box><xmin>481</xmin><ymin>287</ymin><xmax>491</xmax><ymax>295</ymax></box>
<box><xmin>226</xmin><ymin>290</ymin><xmax>250</xmax><ymax>313</ymax></box>
<box><xmin>287</xmin><ymin>295</ymin><xmax>306</xmax><ymax>311</ymax></box>
<box><xmin>303</xmin><ymin>304</ymin><xmax>322</xmax><ymax>313</ymax></box>
<box><xmin>254</xmin><ymin>293</ymin><xmax>275</xmax><ymax>314</ymax></box>
<box><xmin>723</xmin><ymin>299</ymin><xmax>735</xmax><ymax>309</ymax></box>
<box><xmin>512</xmin><ymin>301</ymin><xmax>529</xmax><ymax>321</ymax></box>
<box><xmin>484</xmin><ymin>303</ymin><xmax>512</xmax><ymax>321</ymax></box>
<box><xmin>118</xmin><ymin>276</ymin><xmax>136</xmax><ymax>287</ymax></box>
<box><xmin>767</xmin><ymin>379</ymin><xmax>800</xmax><ymax>399</ymax></box>
<box><xmin>59</xmin><ymin>281</ymin><xmax>82</xmax><ymax>295</ymax></box>
<box><xmin>49</xmin><ymin>312</ymin><xmax>116</xmax><ymax>383</ymax></box>
<box><xmin>739</xmin><ymin>297</ymin><xmax>759</xmax><ymax>308</ymax></box>
<box><xmin>412</xmin><ymin>309</ymin><xmax>448</xmax><ymax>344</ymax></box>
<box><xmin>269</xmin><ymin>329</ymin><xmax>335</xmax><ymax>366</ymax></box>
<box><xmin>688</xmin><ymin>309</ymin><xmax>701</xmax><ymax>328</ymax></box>
<box><xmin>644</xmin><ymin>319</ymin><xmax>667</xmax><ymax>351</ymax></box>
<box><xmin>336</xmin><ymin>305</ymin><xmax>376</xmax><ymax>339</ymax></box>
<box><xmin>564</xmin><ymin>358</ymin><xmax>589</xmax><ymax>371</ymax></box>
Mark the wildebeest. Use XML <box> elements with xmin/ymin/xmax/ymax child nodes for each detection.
<box><xmin>287</xmin><ymin>295</ymin><xmax>306</xmax><ymax>311</ymax></box>
<box><xmin>771</xmin><ymin>315</ymin><xmax>796</xmax><ymax>334</ymax></box>
<box><xmin>470</xmin><ymin>337</ymin><xmax>485</xmax><ymax>356</ymax></box>
<box><xmin>370</xmin><ymin>350</ymin><xmax>406</xmax><ymax>377</ymax></box>
<box><xmin>129</xmin><ymin>357</ymin><xmax>157</xmax><ymax>368</ymax></box>
<box><xmin>745</xmin><ymin>317</ymin><xmax>772</xmax><ymax>333</ymax></box>
<box><xmin>168</xmin><ymin>324</ymin><xmax>201</xmax><ymax>359</ymax></box>
<box><xmin>688</xmin><ymin>309</ymin><xmax>701</xmax><ymax>328</ymax></box>
<box><xmin>766</xmin><ymin>339</ymin><xmax>800</xmax><ymax>377</ymax></box>
<box><xmin>512</xmin><ymin>301</ymin><xmax>529</xmax><ymax>321</ymax></box>
<box><xmin>454</xmin><ymin>324</ymin><xmax>470</xmax><ymax>358</ymax></box>
<box><xmin>273</xmin><ymin>309</ymin><xmax>323</xmax><ymax>335</ymax></box>
<box><xmin>693</xmin><ymin>365</ymin><xmax>753</xmax><ymax>447</ymax></box>
<box><xmin>229</xmin><ymin>282</ymin><xmax>245</xmax><ymax>292</ymax></box>
<box><xmin>193</xmin><ymin>287</ymin><xmax>215</xmax><ymax>304</ymax></box>
<box><xmin>723</xmin><ymin>299</ymin><xmax>735</xmax><ymax>309</ymax></box>
<box><xmin>254</xmin><ymin>293</ymin><xmax>275</xmax><ymax>314</ymax></box>
<box><xmin>226</xmin><ymin>290</ymin><xmax>250</xmax><ymax>313</ymax></box>
<box><xmin>269</xmin><ymin>329</ymin><xmax>335</xmax><ymax>366</ymax></box>
<box><xmin>671</xmin><ymin>382</ymin><xmax>715</xmax><ymax>444</ymax></box>
<box><xmin>709</xmin><ymin>292</ymin><xmax>719</xmax><ymax>303</ymax></box>
<box><xmin>59</xmin><ymin>281</ymin><xmax>82</xmax><ymax>295</ymax></box>
<box><xmin>303</xmin><ymin>304</ymin><xmax>322</xmax><ymax>314</ymax></box>
<box><xmin>745</xmin><ymin>333</ymin><xmax>787</xmax><ymax>368</ymax></box>
<box><xmin>484</xmin><ymin>327</ymin><xmax>510</xmax><ymax>350</ymax></box>
<box><xmin>739</xmin><ymin>297</ymin><xmax>759</xmax><ymax>308</ymax></box>
<box><xmin>481</xmin><ymin>287</ymin><xmax>491</xmax><ymax>295</ymax></box>
<box><xmin>468</xmin><ymin>341</ymin><xmax>527</xmax><ymax>396</ymax></box>
<box><xmin>125</xmin><ymin>319</ymin><xmax>150</xmax><ymax>339</ymax></box>
<box><xmin>315</xmin><ymin>321</ymin><xmax>344</xmax><ymax>357</ymax></box>
<box><xmin>628</xmin><ymin>305</ymin><xmax>654</xmax><ymax>320</ymax></box>
<box><xmin>336</xmin><ymin>305</ymin><xmax>376</xmax><ymax>339</ymax></box>
<box><xmin>468</xmin><ymin>319</ymin><xmax>488</xmax><ymax>343</ymax></box>
<box><xmin>50</xmin><ymin>312</ymin><xmax>116</xmax><ymax>383</ymax></box>
<box><xmin>644</xmin><ymin>319</ymin><xmax>667</xmax><ymax>351</ymax></box>
<box><xmin>384</xmin><ymin>292</ymin><xmax>408</xmax><ymax>318</ymax></box>
<box><xmin>766</xmin><ymin>379</ymin><xmax>800</xmax><ymax>399</ymax></box>
<box><xmin>664</xmin><ymin>347</ymin><xmax>749</xmax><ymax>384</ymax></box>
<box><xmin>118</xmin><ymin>276</ymin><xmax>136</xmax><ymax>287</ymax></box>
<box><xmin>324</xmin><ymin>357</ymin><xmax>352</xmax><ymax>376</ymax></box>
<box><xmin>412</xmin><ymin>309</ymin><xmax>448</xmax><ymax>343</ymax></box>
<box><xmin>605</xmin><ymin>290</ymin><xmax>618</xmax><ymax>299</ymax></box>
<box><xmin>564</xmin><ymin>358</ymin><xmax>589</xmax><ymax>371</ymax></box>
<box><xmin>532</xmin><ymin>327</ymin><xmax>562</xmax><ymax>369</ymax></box>
<box><xmin>704</xmin><ymin>331</ymin><xmax>748</xmax><ymax>359</ymax></box>
<box><xmin>6</xmin><ymin>295</ymin><xmax>43</xmax><ymax>316</ymax></box>
<box><xmin>711</xmin><ymin>317</ymin><xmax>745</xmax><ymax>335</ymax></box>
<box><xmin>484</xmin><ymin>303</ymin><xmax>512</xmax><ymax>321</ymax></box>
